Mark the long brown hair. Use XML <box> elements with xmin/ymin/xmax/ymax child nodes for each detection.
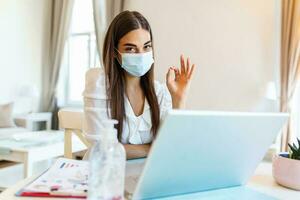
<box><xmin>102</xmin><ymin>11</ymin><xmax>160</xmax><ymax>140</ymax></box>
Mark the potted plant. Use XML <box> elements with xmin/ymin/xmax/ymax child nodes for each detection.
<box><xmin>273</xmin><ymin>138</ymin><xmax>300</xmax><ymax>190</ymax></box>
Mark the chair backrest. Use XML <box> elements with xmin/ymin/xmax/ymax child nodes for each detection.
<box><xmin>58</xmin><ymin>108</ymin><xmax>90</xmax><ymax>158</ymax></box>
<box><xmin>58</xmin><ymin>108</ymin><xmax>83</xmax><ymax>130</ymax></box>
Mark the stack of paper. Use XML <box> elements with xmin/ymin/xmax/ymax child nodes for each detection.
<box><xmin>16</xmin><ymin>158</ymin><xmax>88</xmax><ymax>198</ymax></box>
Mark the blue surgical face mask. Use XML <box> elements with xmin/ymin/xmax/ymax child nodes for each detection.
<box><xmin>116</xmin><ymin>50</ymin><xmax>154</xmax><ymax>77</ymax></box>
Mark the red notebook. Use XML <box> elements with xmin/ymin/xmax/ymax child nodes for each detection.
<box><xmin>16</xmin><ymin>158</ymin><xmax>88</xmax><ymax>198</ymax></box>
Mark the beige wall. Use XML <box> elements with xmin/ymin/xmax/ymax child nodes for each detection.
<box><xmin>125</xmin><ymin>0</ymin><xmax>281</xmax><ymax>111</ymax></box>
<box><xmin>0</xmin><ymin>0</ymin><xmax>49</xmax><ymax>113</ymax></box>
<box><xmin>0</xmin><ymin>0</ymin><xmax>281</xmax><ymax>112</ymax></box>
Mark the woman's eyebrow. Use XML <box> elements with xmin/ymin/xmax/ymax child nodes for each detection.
<box><xmin>123</xmin><ymin>43</ymin><xmax>137</xmax><ymax>47</ymax></box>
<box><xmin>144</xmin><ymin>40</ymin><xmax>151</xmax><ymax>45</ymax></box>
<box><xmin>123</xmin><ymin>41</ymin><xmax>151</xmax><ymax>47</ymax></box>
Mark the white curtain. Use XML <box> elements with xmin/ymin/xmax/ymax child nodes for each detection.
<box><xmin>92</xmin><ymin>0</ymin><xmax>125</xmax><ymax>67</ymax></box>
<box><xmin>280</xmin><ymin>0</ymin><xmax>300</xmax><ymax>151</ymax></box>
<box><xmin>42</xmin><ymin>0</ymin><xmax>75</xmax><ymax>113</ymax></box>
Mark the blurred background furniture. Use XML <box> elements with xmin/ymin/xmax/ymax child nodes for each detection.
<box><xmin>14</xmin><ymin>112</ymin><xmax>52</xmax><ymax>131</ymax></box>
<box><xmin>0</xmin><ymin>112</ymin><xmax>53</xmax><ymax>140</ymax></box>
<box><xmin>0</xmin><ymin>130</ymin><xmax>86</xmax><ymax>178</ymax></box>
<box><xmin>58</xmin><ymin>108</ymin><xmax>90</xmax><ymax>159</ymax></box>
<box><xmin>0</xmin><ymin>84</ymin><xmax>42</xmax><ymax>139</ymax></box>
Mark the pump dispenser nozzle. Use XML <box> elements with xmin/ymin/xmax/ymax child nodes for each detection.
<box><xmin>101</xmin><ymin>119</ymin><xmax>119</xmax><ymax>142</ymax></box>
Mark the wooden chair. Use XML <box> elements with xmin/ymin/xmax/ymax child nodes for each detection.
<box><xmin>58</xmin><ymin>108</ymin><xmax>91</xmax><ymax>159</ymax></box>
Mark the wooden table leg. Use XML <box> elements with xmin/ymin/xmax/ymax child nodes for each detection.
<box><xmin>64</xmin><ymin>129</ymin><xmax>73</xmax><ymax>159</ymax></box>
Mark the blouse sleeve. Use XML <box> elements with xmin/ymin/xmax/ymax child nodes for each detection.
<box><xmin>154</xmin><ymin>81</ymin><xmax>173</xmax><ymax>121</ymax></box>
<box><xmin>82</xmin><ymin>68</ymin><xmax>111</xmax><ymax>138</ymax></box>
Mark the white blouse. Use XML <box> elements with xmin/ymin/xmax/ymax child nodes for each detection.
<box><xmin>82</xmin><ymin>67</ymin><xmax>172</xmax><ymax>145</ymax></box>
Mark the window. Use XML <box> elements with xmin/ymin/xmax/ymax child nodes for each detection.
<box><xmin>57</xmin><ymin>0</ymin><xmax>99</xmax><ymax>107</ymax></box>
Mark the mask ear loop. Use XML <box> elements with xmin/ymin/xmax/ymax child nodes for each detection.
<box><xmin>114</xmin><ymin>47</ymin><xmax>122</xmax><ymax>66</ymax></box>
<box><xmin>114</xmin><ymin>47</ymin><xmax>121</xmax><ymax>55</ymax></box>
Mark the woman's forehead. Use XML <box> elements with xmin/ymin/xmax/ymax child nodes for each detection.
<box><xmin>119</xmin><ymin>28</ymin><xmax>151</xmax><ymax>47</ymax></box>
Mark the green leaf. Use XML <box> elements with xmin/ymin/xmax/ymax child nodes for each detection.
<box><xmin>293</xmin><ymin>143</ymin><xmax>298</xmax><ymax>150</ymax></box>
<box><xmin>289</xmin><ymin>144</ymin><xmax>297</xmax><ymax>152</ymax></box>
<box><xmin>288</xmin><ymin>139</ymin><xmax>300</xmax><ymax>160</ymax></box>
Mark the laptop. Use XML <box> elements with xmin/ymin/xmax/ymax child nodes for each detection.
<box><xmin>125</xmin><ymin>110</ymin><xmax>289</xmax><ymax>200</ymax></box>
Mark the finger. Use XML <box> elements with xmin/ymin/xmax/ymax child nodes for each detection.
<box><xmin>174</xmin><ymin>67</ymin><xmax>180</xmax><ymax>75</ymax></box>
<box><xmin>174</xmin><ymin>67</ymin><xmax>180</xmax><ymax>81</ymax></box>
<box><xmin>180</xmin><ymin>54</ymin><xmax>185</xmax><ymax>74</ymax></box>
<box><xmin>188</xmin><ymin>64</ymin><xmax>195</xmax><ymax>79</ymax></box>
<box><xmin>166</xmin><ymin>67</ymin><xmax>174</xmax><ymax>84</ymax></box>
<box><xmin>171</xmin><ymin>66</ymin><xmax>180</xmax><ymax>76</ymax></box>
<box><xmin>186</xmin><ymin>57</ymin><xmax>191</xmax><ymax>76</ymax></box>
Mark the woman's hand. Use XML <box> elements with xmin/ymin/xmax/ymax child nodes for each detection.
<box><xmin>166</xmin><ymin>55</ymin><xmax>196</xmax><ymax>109</ymax></box>
<box><xmin>123</xmin><ymin>144</ymin><xmax>151</xmax><ymax>160</ymax></box>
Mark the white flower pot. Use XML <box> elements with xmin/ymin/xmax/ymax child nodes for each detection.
<box><xmin>273</xmin><ymin>153</ymin><xmax>300</xmax><ymax>190</ymax></box>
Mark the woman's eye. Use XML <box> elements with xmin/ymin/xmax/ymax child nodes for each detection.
<box><xmin>125</xmin><ymin>48</ymin><xmax>136</xmax><ymax>53</ymax></box>
<box><xmin>144</xmin><ymin>45</ymin><xmax>152</xmax><ymax>50</ymax></box>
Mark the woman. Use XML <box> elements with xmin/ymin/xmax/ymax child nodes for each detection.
<box><xmin>83</xmin><ymin>10</ymin><xmax>195</xmax><ymax>159</ymax></box>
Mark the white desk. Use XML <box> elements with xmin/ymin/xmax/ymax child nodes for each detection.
<box><xmin>0</xmin><ymin>161</ymin><xmax>299</xmax><ymax>200</ymax></box>
<box><xmin>0</xmin><ymin>131</ymin><xmax>86</xmax><ymax>178</ymax></box>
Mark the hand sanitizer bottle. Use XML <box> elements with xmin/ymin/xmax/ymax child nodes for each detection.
<box><xmin>88</xmin><ymin>120</ymin><xmax>126</xmax><ymax>200</ymax></box>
